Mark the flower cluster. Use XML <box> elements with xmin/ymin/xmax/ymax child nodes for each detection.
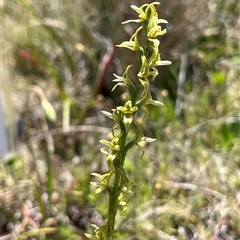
<box><xmin>87</xmin><ymin>2</ymin><xmax>171</xmax><ymax>239</ymax></box>
<box><xmin>117</xmin><ymin>2</ymin><xmax>171</xmax><ymax>121</ymax></box>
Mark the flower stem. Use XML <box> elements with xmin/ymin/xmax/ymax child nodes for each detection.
<box><xmin>105</xmin><ymin>130</ymin><xmax>128</xmax><ymax>237</ymax></box>
<box><xmin>87</xmin><ymin>3</ymin><xmax>171</xmax><ymax>239</ymax></box>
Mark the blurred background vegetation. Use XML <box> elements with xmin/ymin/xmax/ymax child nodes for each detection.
<box><xmin>1</xmin><ymin>0</ymin><xmax>239</xmax><ymax>239</ymax></box>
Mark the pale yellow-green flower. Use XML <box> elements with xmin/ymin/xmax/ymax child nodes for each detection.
<box><xmin>90</xmin><ymin>172</ymin><xmax>112</xmax><ymax>194</ymax></box>
<box><xmin>116</xmin><ymin>26</ymin><xmax>143</xmax><ymax>51</ymax></box>
<box><xmin>137</xmin><ymin>55</ymin><xmax>149</xmax><ymax>80</ymax></box>
<box><xmin>122</xmin><ymin>2</ymin><xmax>160</xmax><ymax>24</ymax></box>
<box><xmin>100</xmin><ymin>138</ymin><xmax>120</xmax><ymax>167</ymax></box>
<box><xmin>117</xmin><ymin>100</ymin><xmax>138</xmax><ymax>131</ymax></box>
<box><xmin>102</xmin><ymin>109</ymin><xmax>122</xmax><ymax>123</ymax></box>
<box><xmin>145</xmin><ymin>3</ymin><xmax>168</xmax><ymax>38</ymax></box>
<box><xmin>148</xmin><ymin>38</ymin><xmax>161</xmax><ymax>67</ymax></box>
<box><xmin>112</xmin><ymin>65</ymin><xmax>133</xmax><ymax>91</ymax></box>
<box><xmin>147</xmin><ymin>26</ymin><xmax>167</xmax><ymax>38</ymax></box>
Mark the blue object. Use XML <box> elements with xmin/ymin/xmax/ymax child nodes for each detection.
<box><xmin>0</xmin><ymin>93</ymin><xmax>9</xmax><ymax>161</ymax></box>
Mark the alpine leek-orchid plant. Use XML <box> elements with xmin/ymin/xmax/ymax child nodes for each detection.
<box><xmin>86</xmin><ymin>2</ymin><xmax>171</xmax><ymax>239</ymax></box>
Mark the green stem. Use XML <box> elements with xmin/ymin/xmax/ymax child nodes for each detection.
<box><xmin>105</xmin><ymin>129</ymin><xmax>128</xmax><ymax>238</ymax></box>
<box><xmin>105</xmin><ymin>175</ymin><xmax>120</xmax><ymax>237</ymax></box>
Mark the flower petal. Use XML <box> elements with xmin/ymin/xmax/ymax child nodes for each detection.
<box><xmin>156</xmin><ymin>60</ymin><xmax>172</xmax><ymax>66</ymax></box>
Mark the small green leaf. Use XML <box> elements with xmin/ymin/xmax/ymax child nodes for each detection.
<box><xmin>41</xmin><ymin>99</ymin><xmax>56</xmax><ymax>122</ymax></box>
<box><xmin>209</xmin><ymin>71</ymin><xmax>226</xmax><ymax>86</ymax></box>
